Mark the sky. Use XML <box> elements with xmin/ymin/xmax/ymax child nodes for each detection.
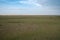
<box><xmin>0</xmin><ymin>0</ymin><xmax>60</xmax><ymax>15</ymax></box>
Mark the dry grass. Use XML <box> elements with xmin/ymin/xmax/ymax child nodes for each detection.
<box><xmin>0</xmin><ymin>15</ymin><xmax>60</xmax><ymax>40</ymax></box>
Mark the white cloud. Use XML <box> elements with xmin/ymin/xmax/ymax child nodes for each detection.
<box><xmin>0</xmin><ymin>6</ymin><xmax>60</xmax><ymax>15</ymax></box>
<box><xmin>19</xmin><ymin>0</ymin><xmax>42</xmax><ymax>7</ymax></box>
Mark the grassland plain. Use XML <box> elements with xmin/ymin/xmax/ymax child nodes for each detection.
<box><xmin>0</xmin><ymin>15</ymin><xmax>60</xmax><ymax>40</ymax></box>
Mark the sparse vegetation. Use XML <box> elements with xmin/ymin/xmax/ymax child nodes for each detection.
<box><xmin>0</xmin><ymin>15</ymin><xmax>60</xmax><ymax>40</ymax></box>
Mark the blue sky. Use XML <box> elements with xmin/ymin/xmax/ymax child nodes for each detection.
<box><xmin>0</xmin><ymin>0</ymin><xmax>60</xmax><ymax>15</ymax></box>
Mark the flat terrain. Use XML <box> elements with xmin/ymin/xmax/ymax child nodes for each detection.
<box><xmin>0</xmin><ymin>15</ymin><xmax>60</xmax><ymax>40</ymax></box>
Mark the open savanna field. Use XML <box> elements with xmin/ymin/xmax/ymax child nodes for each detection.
<box><xmin>0</xmin><ymin>15</ymin><xmax>60</xmax><ymax>40</ymax></box>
